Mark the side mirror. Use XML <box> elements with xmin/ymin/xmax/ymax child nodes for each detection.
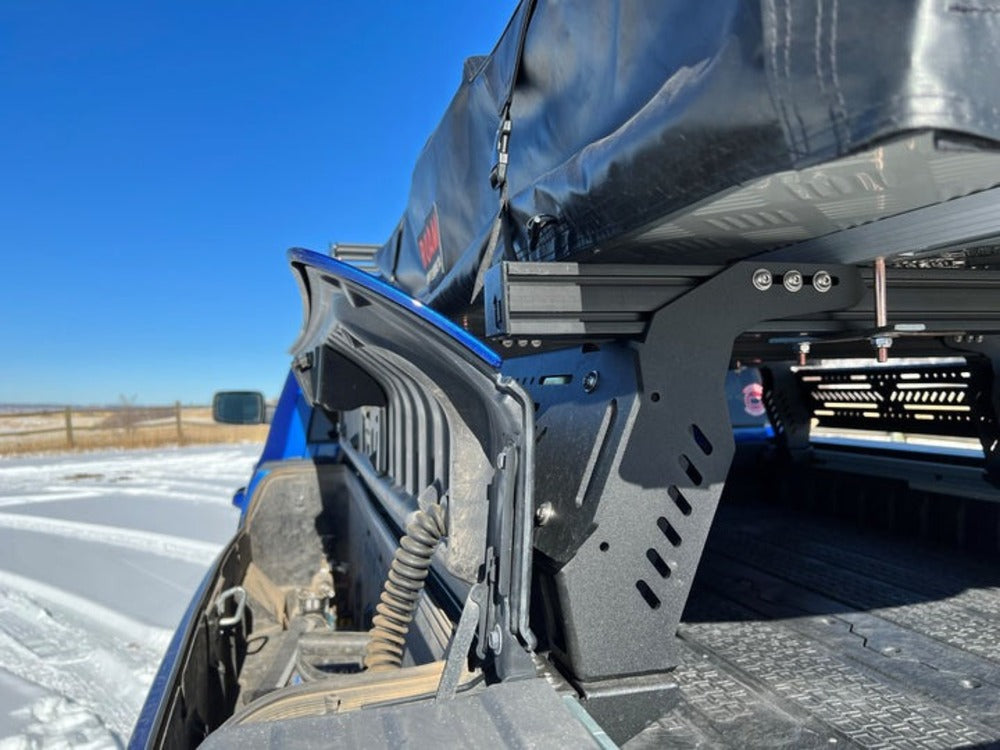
<box><xmin>212</xmin><ymin>391</ymin><xmax>268</xmax><ymax>424</ymax></box>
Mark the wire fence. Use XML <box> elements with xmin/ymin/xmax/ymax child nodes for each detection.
<box><xmin>0</xmin><ymin>403</ymin><xmax>269</xmax><ymax>456</ymax></box>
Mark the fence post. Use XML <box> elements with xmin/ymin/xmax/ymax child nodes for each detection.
<box><xmin>64</xmin><ymin>407</ymin><xmax>74</xmax><ymax>448</ymax></box>
<box><xmin>175</xmin><ymin>401</ymin><xmax>184</xmax><ymax>443</ymax></box>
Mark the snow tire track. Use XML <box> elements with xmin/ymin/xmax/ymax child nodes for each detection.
<box><xmin>0</xmin><ymin>443</ymin><xmax>259</xmax><ymax>743</ymax></box>
<box><xmin>0</xmin><ymin>580</ymin><xmax>168</xmax><ymax>742</ymax></box>
<box><xmin>0</xmin><ymin>513</ymin><xmax>219</xmax><ymax>565</ymax></box>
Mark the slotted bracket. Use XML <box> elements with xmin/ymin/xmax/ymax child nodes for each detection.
<box><xmin>512</xmin><ymin>261</ymin><xmax>863</xmax><ymax>682</ymax></box>
<box><xmin>762</xmin><ymin>365</ymin><xmax>814</xmax><ymax>460</ymax></box>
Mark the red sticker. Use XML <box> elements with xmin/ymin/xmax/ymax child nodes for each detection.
<box><xmin>742</xmin><ymin>383</ymin><xmax>765</xmax><ymax>417</ymax></box>
<box><xmin>417</xmin><ymin>205</ymin><xmax>443</xmax><ymax>282</ymax></box>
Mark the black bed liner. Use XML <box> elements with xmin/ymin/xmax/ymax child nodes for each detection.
<box><xmin>630</xmin><ymin>500</ymin><xmax>1000</xmax><ymax>748</ymax></box>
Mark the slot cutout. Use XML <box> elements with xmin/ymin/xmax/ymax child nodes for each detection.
<box><xmin>646</xmin><ymin>548</ymin><xmax>672</xmax><ymax>579</ymax></box>
<box><xmin>679</xmin><ymin>454</ymin><xmax>703</xmax><ymax>486</ymax></box>
<box><xmin>690</xmin><ymin>423</ymin><xmax>713</xmax><ymax>455</ymax></box>
<box><xmin>668</xmin><ymin>485</ymin><xmax>692</xmax><ymax>516</ymax></box>
<box><xmin>636</xmin><ymin>580</ymin><xmax>661</xmax><ymax>610</ymax></box>
<box><xmin>657</xmin><ymin>516</ymin><xmax>682</xmax><ymax>547</ymax></box>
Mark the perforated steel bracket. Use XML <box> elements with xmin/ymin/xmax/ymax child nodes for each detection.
<box><xmin>762</xmin><ymin>365</ymin><xmax>813</xmax><ymax>460</ymax></box>
<box><xmin>536</xmin><ymin>261</ymin><xmax>863</xmax><ymax>681</ymax></box>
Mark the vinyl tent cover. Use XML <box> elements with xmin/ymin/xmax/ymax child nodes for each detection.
<box><xmin>373</xmin><ymin>0</ymin><xmax>1000</xmax><ymax>316</ymax></box>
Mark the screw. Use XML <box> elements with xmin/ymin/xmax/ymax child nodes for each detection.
<box><xmin>797</xmin><ymin>342</ymin><xmax>811</xmax><ymax>367</ymax></box>
<box><xmin>783</xmin><ymin>270</ymin><xmax>804</xmax><ymax>292</ymax></box>
<box><xmin>583</xmin><ymin>371</ymin><xmax>599</xmax><ymax>393</ymax></box>
<box><xmin>535</xmin><ymin>502</ymin><xmax>554</xmax><ymax>526</ymax></box>
<box><xmin>873</xmin><ymin>336</ymin><xmax>893</xmax><ymax>363</ymax></box>
<box><xmin>752</xmin><ymin>268</ymin><xmax>773</xmax><ymax>291</ymax></box>
<box><xmin>294</xmin><ymin>351</ymin><xmax>314</xmax><ymax>371</ymax></box>
<box><xmin>812</xmin><ymin>270</ymin><xmax>833</xmax><ymax>293</ymax></box>
<box><xmin>488</xmin><ymin>625</ymin><xmax>503</xmax><ymax>653</ymax></box>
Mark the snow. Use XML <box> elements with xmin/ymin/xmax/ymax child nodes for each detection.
<box><xmin>0</xmin><ymin>444</ymin><xmax>259</xmax><ymax>747</ymax></box>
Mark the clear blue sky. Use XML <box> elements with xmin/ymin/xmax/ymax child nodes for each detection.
<box><xmin>0</xmin><ymin>2</ymin><xmax>517</xmax><ymax>405</ymax></box>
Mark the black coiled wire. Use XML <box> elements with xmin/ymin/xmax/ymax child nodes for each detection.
<box><xmin>363</xmin><ymin>504</ymin><xmax>447</xmax><ymax>671</ymax></box>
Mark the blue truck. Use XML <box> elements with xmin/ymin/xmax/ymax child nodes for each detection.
<box><xmin>131</xmin><ymin>2</ymin><xmax>1000</xmax><ymax>747</ymax></box>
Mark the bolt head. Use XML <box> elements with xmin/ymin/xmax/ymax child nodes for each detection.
<box><xmin>812</xmin><ymin>271</ymin><xmax>833</xmax><ymax>293</ymax></box>
<box><xmin>295</xmin><ymin>351</ymin><xmax>314</xmax><ymax>371</ymax></box>
<box><xmin>752</xmin><ymin>268</ymin><xmax>773</xmax><ymax>291</ymax></box>
<box><xmin>488</xmin><ymin>625</ymin><xmax>503</xmax><ymax>653</ymax></box>
<box><xmin>583</xmin><ymin>370</ymin><xmax>600</xmax><ymax>393</ymax></box>
<box><xmin>535</xmin><ymin>502</ymin><xmax>554</xmax><ymax>526</ymax></box>
<box><xmin>873</xmin><ymin>336</ymin><xmax>893</xmax><ymax>349</ymax></box>
<box><xmin>783</xmin><ymin>270</ymin><xmax>804</xmax><ymax>292</ymax></box>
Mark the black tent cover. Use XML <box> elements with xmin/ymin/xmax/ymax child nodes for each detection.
<box><xmin>373</xmin><ymin>0</ymin><xmax>1000</xmax><ymax>315</ymax></box>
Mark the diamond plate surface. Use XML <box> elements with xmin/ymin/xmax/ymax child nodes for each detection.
<box><xmin>625</xmin><ymin>644</ymin><xmax>837</xmax><ymax>749</ymax></box>
<box><xmin>679</xmin><ymin>594</ymin><xmax>996</xmax><ymax>749</ymax></box>
<box><xmin>643</xmin><ymin>498</ymin><xmax>1000</xmax><ymax>748</ymax></box>
<box><xmin>746</xmin><ymin>517</ymin><xmax>1000</xmax><ymax>621</ymax></box>
<box><xmin>709</xmin><ymin>528</ymin><xmax>1000</xmax><ymax>663</ymax></box>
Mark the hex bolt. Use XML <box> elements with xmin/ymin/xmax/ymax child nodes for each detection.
<box><xmin>583</xmin><ymin>370</ymin><xmax>600</xmax><ymax>393</ymax></box>
<box><xmin>783</xmin><ymin>270</ymin><xmax>804</xmax><ymax>293</ymax></box>
<box><xmin>752</xmin><ymin>268</ymin><xmax>773</xmax><ymax>291</ymax></box>
<box><xmin>798</xmin><ymin>342</ymin><xmax>811</xmax><ymax>367</ymax></box>
<box><xmin>873</xmin><ymin>336</ymin><xmax>893</xmax><ymax>363</ymax></box>
<box><xmin>812</xmin><ymin>270</ymin><xmax>833</xmax><ymax>293</ymax></box>
<box><xmin>535</xmin><ymin>502</ymin><xmax>554</xmax><ymax>526</ymax></box>
<box><xmin>488</xmin><ymin>625</ymin><xmax>503</xmax><ymax>653</ymax></box>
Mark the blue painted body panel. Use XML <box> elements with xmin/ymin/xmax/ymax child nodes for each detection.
<box><xmin>231</xmin><ymin>371</ymin><xmax>313</xmax><ymax>513</ymax></box>
<box><xmin>128</xmin><ymin>558</ymin><xmax>218</xmax><ymax>748</ymax></box>
<box><xmin>288</xmin><ymin>248</ymin><xmax>502</xmax><ymax>369</ymax></box>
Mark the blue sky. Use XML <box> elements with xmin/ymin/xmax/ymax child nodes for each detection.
<box><xmin>0</xmin><ymin>2</ymin><xmax>517</xmax><ymax>405</ymax></box>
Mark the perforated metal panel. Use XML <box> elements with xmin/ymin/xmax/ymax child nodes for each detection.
<box><xmin>798</xmin><ymin>362</ymin><xmax>996</xmax><ymax>440</ymax></box>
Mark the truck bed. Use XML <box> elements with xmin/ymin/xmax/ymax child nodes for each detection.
<box><xmin>631</xmin><ymin>492</ymin><xmax>1000</xmax><ymax>748</ymax></box>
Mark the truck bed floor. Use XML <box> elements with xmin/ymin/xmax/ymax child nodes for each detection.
<box><xmin>630</xmin><ymin>501</ymin><xmax>1000</xmax><ymax>749</ymax></box>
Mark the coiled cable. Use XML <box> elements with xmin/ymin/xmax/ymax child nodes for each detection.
<box><xmin>363</xmin><ymin>504</ymin><xmax>447</xmax><ymax>671</ymax></box>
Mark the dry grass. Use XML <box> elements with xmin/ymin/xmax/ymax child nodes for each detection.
<box><xmin>0</xmin><ymin>406</ymin><xmax>269</xmax><ymax>457</ymax></box>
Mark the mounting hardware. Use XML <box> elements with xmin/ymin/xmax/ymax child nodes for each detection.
<box><xmin>535</xmin><ymin>502</ymin><xmax>555</xmax><ymax>526</ymax></box>
<box><xmin>583</xmin><ymin>371</ymin><xmax>600</xmax><ymax>393</ymax></box>
<box><xmin>873</xmin><ymin>256</ymin><xmax>890</xmax><ymax>362</ymax></box>
<box><xmin>873</xmin><ymin>335</ymin><xmax>893</xmax><ymax>362</ymax></box>
<box><xmin>488</xmin><ymin>624</ymin><xmax>503</xmax><ymax>653</ymax></box>
<box><xmin>214</xmin><ymin>586</ymin><xmax>247</xmax><ymax>629</ymax></box>
<box><xmin>294</xmin><ymin>351</ymin><xmax>314</xmax><ymax>372</ymax></box>
<box><xmin>797</xmin><ymin>342</ymin><xmax>811</xmax><ymax>366</ymax></box>
<box><xmin>510</xmin><ymin>260</ymin><xmax>864</xmax><ymax>683</ymax></box>
<box><xmin>783</xmin><ymin>270</ymin><xmax>804</xmax><ymax>292</ymax></box>
<box><xmin>752</xmin><ymin>268</ymin><xmax>773</xmax><ymax>291</ymax></box>
<box><xmin>812</xmin><ymin>270</ymin><xmax>833</xmax><ymax>293</ymax></box>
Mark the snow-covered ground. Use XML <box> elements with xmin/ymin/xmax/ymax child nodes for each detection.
<box><xmin>0</xmin><ymin>444</ymin><xmax>260</xmax><ymax>748</ymax></box>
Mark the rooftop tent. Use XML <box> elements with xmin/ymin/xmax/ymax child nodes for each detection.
<box><xmin>374</xmin><ymin>0</ymin><xmax>1000</xmax><ymax>317</ymax></box>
